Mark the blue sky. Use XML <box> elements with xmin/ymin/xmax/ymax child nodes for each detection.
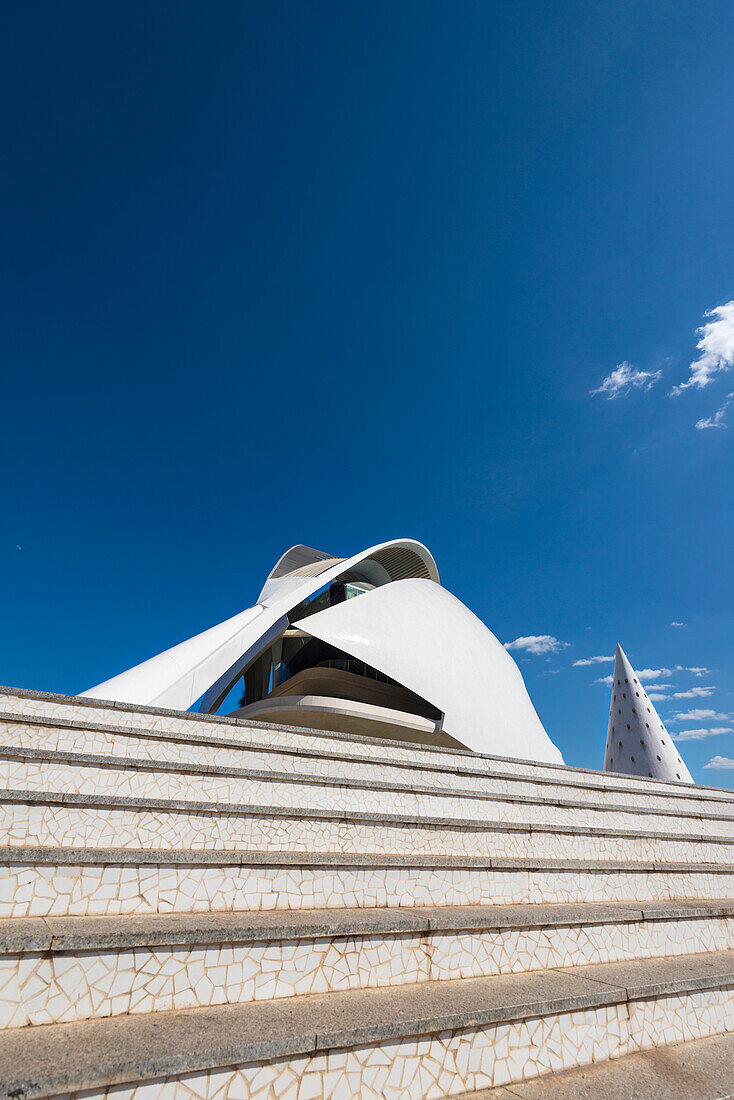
<box><xmin>1</xmin><ymin>1</ymin><xmax>732</xmax><ymax>782</ymax></box>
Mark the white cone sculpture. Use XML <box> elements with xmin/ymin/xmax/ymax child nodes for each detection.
<box><xmin>603</xmin><ymin>644</ymin><xmax>693</xmax><ymax>783</ymax></box>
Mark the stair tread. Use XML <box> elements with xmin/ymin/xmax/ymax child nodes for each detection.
<box><xmin>1</xmin><ymin>949</ymin><xmax>733</xmax><ymax>1100</ymax></box>
<box><xmin>3</xmin><ymin>898</ymin><xmax>732</xmax><ymax>953</ymax></box>
<box><xmin>5</xmin><ymin>844</ymin><xmax>734</xmax><ymax>873</ymax></box>
<box><xmin>462</xmin><ymin>1030</ymin><xmax>734</xmax><ymax>1098</ymax></box>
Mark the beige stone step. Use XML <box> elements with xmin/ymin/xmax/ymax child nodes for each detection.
<box><xmin>3</xmin><ymin>788</ymin><xmax>734</xmax><ymax>864</ymax></box>
<box><xmin>2</xmin><ymin>741</ymin><xmax>734</xmax><ymax>842</ymax></box>
<box><xmin>1</xmin><ymin>949</ymin><xmax>733</xmax><ymax>1099</ymax></box>
<box><xmin>3</xmin><ymin>847</ymin><xmax>734</xmax><ymax>918</ymax></box>
<box><xmin>0</xmin><ymin>901</ymin><xmax>731</xmax><ymax>1029</ymax></box>
<box><xmin>2</xmin><ymin>711</ymin><xmax>732</xmax><ymax>825</ymax></box>
<box><xmin>2</xmin><ymin>687</ymin><xmax>731</xmax><ymax>810</ymax></box>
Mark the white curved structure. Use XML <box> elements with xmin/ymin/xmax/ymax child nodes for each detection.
<box><xmin>81</xmin><ymin>539</ymin><xmax>563</xmax><ymax>764</ymax></box>
<box><xmin>603</xmin><ymin>645</ymin><xmax>693</xmax><ymax>783</ymax></box>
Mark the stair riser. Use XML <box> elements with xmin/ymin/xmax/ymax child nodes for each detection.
<box><xmin>2</xmin><ymin>719</ymin><xmax>730</xmax><ymax>822</ymax></box>
<box><xmin>1</xmin><ymin>748</ymin><xmax>732</xmax><ymax>836</ymax></box>
<box><xmin>2</xmin><ymin>915</ymin><xmax>732</xmax><ymax>1029</ymax></box>
<box><xmin>4</xmin><ymin>863</ymin><xmax>734</xmax><ymax>918</ymax></box>
<box><xmin>43</xmin><ymin>986</ymin><xmax>734</xmax><ymax>1100</ymax></box>
<box><xmin>3</xmin><ymin>802</ymin><xmax>732</xmax><ymax>863</ymax></box>
<box><xmin>1</xmin><ymin>693</ymin><xmax>721</xmax><ymax>803</ymax></box>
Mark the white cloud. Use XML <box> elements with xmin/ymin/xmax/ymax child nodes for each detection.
<box><xmin>573</xmin><ymin>655</ymin><xmax>614</xmax><ymax>666</ymax></box>
<box><xmin>696</xmin><ymin>391</ymin><xmax>734</xmax><ymax>430</ymax></box>
<box><xmin>673</xmin><ymin>727</ymin><xmax>732</xmax><ymax>741</ymax></box>
<box><xmin>672</xmin><ymin>686</ymin><xmax>716</xmax><ymax>699</ymax></box>
<box><xmin>704</xmin><ymin>756</ymin><xmax>734</xmax><ymax>770</ymax></box>
<box><xmin>592</xmin><ymin>664</ymin><xmax>710</xmax><ymax>695</ymax></box>
<box><xmin>671</xmin><ymin>302</ymin><xmax>734</xmax><ymax>394</ymax></box>
<box><xmin>504</xmin><ymin>635</ymin><xmax>568</xmax><ymax>655</ymax></box>
<box><xmin>669</xmin><ymin>621</ymin><xmax>686</xmax><ymax>627</ymax></box>
<box><xmin>670</xmin><ymin>709</ymin><xmax>731</xmax><ymax>722</ymax></box>
<box><xmin>591</xmin><ymin>362</ymin><xmax>662</xmax><ymax>400</ymax></box>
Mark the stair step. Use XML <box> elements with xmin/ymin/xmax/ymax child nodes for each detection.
<box><xmin>3</xmin><ymin>847</ymin><xmax>734</xmax><ymax>917</ymax></box>
<box><xmin>463</xmin><ymin>1030</ymin><xmax>734</xmax><ymax>1098</ymax></box>
<box><xmin>3</xmin><ymin>705</ymin><xmax>733</xmax><ymax>816</ymax></box>
<box><xmin>1</xmin><ymin>950</ymin><xmax>733</xmax><ymax>1099</ymax></box>
<box><xmin>3</xmin><ymin>744</ymin><xmax>734</xmax><ymax>838</ymax></box>
<box><xmin>0</xmin><ymin>901</ymin><xmax>731</xmax><ymax>1029</ymax></box>
<box><xmin>4</xmin><ymin>788</ymin><xmax>734</xmax><ymax>865</ymax></box>
<box><xmin>3</xmin><ymin>687</ymin><xmax>732</xmax><ymax>806</ymax></box>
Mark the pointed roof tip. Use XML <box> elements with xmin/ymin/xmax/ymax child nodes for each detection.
<box><xmin>603</xmin><ymin>642</ymin><xmax>694</xmax><ymax>785</ymax></box>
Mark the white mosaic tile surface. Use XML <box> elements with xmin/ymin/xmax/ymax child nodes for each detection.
<box><xmin>3</xmin><ymin>798</ymin><xmax>733</xmax><ymax>863</ymax></box>
<box><xmin>4</xmin><ymin>690</ymin><xmax>732</xmax><ymax>808</ymax></box>
<box><xmin>1</xmin><ymin>916</ymin><xmax>732</xmax><ymax>1028</ymax></box>
<box><xmin>3</xmin><ymin>863</ymin><xmax>734</xmax><ymax>919</ymax></box>
<box><xmin>1</xmin><ymin>717</ymin><xmax>731</xmax><ymax>827</ymax></box>
<box><xmin>1</xmin><ymin>750</ymin><xmax>732</xmax><ymax>843</ymax></box>
<box><xmin>50</xmin><ymin>986</ymin><xmax>734</xmax><ymax>1099</ymax></box>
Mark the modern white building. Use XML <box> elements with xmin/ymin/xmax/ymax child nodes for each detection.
<box><xmin>81</xmin><ymin>538</ymin><xmax>564</xmax><ymax>765</ymax></box>
<box><xmin>603</xmin><ymin>643</ymin><xmax>693</xmax><ymax>782</ymax></box>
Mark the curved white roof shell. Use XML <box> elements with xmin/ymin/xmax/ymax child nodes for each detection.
<box><xmin>80</xmin><ymin>537</ymin><xmax>563</xmax><ymax>764</ymax></box>
<box><xmin>295</xmin><ymin>578</ymin><xmax>562</xmax><ymax>763</ymax></box>
<box><xmin>80</xmin><ymin>540</ymin><xmax>436</xmax><ymax>713</ymax></box>
<box><xmin>603</xmin><ymin>644</ymin><xmax>693</xmax><ymax>783</ymax></box>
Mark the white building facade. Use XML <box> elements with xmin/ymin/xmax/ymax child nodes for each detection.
<box><xmin>81</xmin><ymin>538</ymin><xmax>564</xmax><ymax>765</ymax></box>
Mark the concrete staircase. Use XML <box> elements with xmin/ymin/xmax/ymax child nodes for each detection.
<box><xmin>0</xmin><ymin>686</ymin><xmax>732</xmax><ymax>1099</ymax></box>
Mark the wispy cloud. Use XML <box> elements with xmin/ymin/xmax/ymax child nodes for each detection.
<box><xmin>671</xmin><ymin>301</ymin><xmax>734</xmax><ymax>394</ymax></box>
<box><xmin>504</xmin><ymin>635</ymin><xmax>568</xmax><ymax>655</ymax></box>
<box><xmin>672</xmin><ymin>686</ymin><xmax>716</xmax><ymax>699</ymax></box>
<box><xmin>591</xmin><ymin>362</ymin><xmax>662</xmax><ymax>400</ymax></box>
<box><xmin>592</xmin><ymin>664</ymin><xmax>709</xmax><ymax>693</ymax></box>
<box><xmin>696</xmin><ymin>391</ymin><xmax>734</xmax><ymax>430</ymax></box>
<box><xmin>573</xmin><ymin>655</ymin><xmax>614</xmax><ymax>667</ymax></box>
<box><xmin>704</xmin><ymin>756</ymin><xmax>734</xmax><ymax>770</ymax></box>
<box><xmin>673</xmin><ymin>727</ymin><xmax>732</xmax><ymax>741</ymax></box>
<box><xmin>670</xmin><ymin>709</ymin><xmax>731</xmax><ymax>722</ymax></box>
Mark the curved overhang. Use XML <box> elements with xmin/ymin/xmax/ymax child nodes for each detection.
<box><xmin>257</xmin><ymin>539</ymin><xmax>439</xmax><ymax>606</ymax></box>
<box><xmin>229</xmin><ymin>696</ymin><xmax>460</xmax><ymax>749</ymax></box>
<box><xmin>79</xmin><ymin>539</ymin><xmax>439</xmax><ymax>712</ymax></box>
<box><xmin>77</xmin><ymin>537</ymin><xmax>563</xmax><ymax>769</ymax></box>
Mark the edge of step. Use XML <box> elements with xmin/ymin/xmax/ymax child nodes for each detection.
<box><xmin>1</xmin><ymin>899</ymin><xmax>732</xmax><ymax>954</ymax></box>
<box><xmin>4</xmin><ymin>845</ymin><xmax>734</xmax><ymax>872</ymax></box>
<box><xmin>0</xmin><ymin>949</ymin><xmax>732</xmax><ymax>1100</ymax></box>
